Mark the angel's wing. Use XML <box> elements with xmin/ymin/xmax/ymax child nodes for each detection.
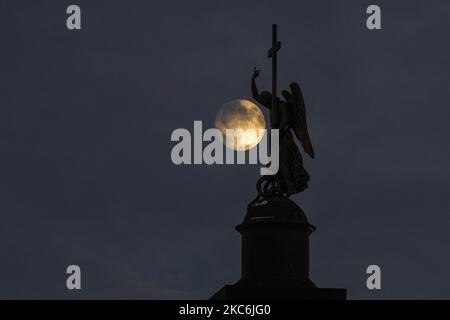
<box><xmin>289</xmin><ymin>82</ymin><xmax>315</xmax><ymax>159</ymax></box>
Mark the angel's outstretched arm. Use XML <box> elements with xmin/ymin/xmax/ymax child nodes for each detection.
<box><xmin>251</xmin><ymin>68</ymin><xmax>260</xmax><ymax>100</ymax></box>
<box><xmin>251</xmin><ymin>68</ymin><xmax>271</xmax><ymax>108</ymax></box>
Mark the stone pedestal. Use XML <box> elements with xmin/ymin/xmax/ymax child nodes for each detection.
<box><xmin>211</xmin><ymin>196</ymin><xmax>346</xmax><ymax>300</ymax></box>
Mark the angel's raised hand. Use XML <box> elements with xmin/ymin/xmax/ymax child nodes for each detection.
<box><xmin>252</xmin><ymin>67</ymin><xmax>260</xmax><ymax>78</ymax></box>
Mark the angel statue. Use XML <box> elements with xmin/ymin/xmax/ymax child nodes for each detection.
<box><xmin>251</xmin><ymin>67</ymin><xmax>315</xmax><ymax>197</ymax></box>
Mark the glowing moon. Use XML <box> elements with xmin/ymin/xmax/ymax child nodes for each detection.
<box><xmin>215</xmin><ymin>99</ymin><xmax>266</xmax><ymax>151</ymax></box>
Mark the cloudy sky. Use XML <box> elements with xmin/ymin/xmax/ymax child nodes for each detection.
<box><xmin>0</xmin><ymin>0</ymin><xmax>449</xmax><ymax>299</ymax></box>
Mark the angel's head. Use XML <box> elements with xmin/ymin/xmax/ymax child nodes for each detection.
<box><xmin>259</xmin><ymin>91</ymin><xmax>272</xmax><ymax>106</ymax></box>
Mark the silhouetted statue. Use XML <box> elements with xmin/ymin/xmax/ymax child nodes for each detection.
<box><xmin>252</xmin><ymin>68</ymin><xmax>315</xmax><ymax>196</ymax></box>
<box><xmin>211</xmin><ymin>24</ymin><xmax>347</xmax><ymax>301</ymax></box>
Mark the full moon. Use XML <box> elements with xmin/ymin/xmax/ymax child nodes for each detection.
<box><xmin>215</xmin><ymin>99</ymin><xmax>266</xmax><ymax>151</ymax></box>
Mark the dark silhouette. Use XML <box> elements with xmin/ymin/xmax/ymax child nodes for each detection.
<box><xmin>252</xmin><ymin>69</ymin><xmax>315</xmax><ymax>196</ymax></box>
<box><xmin>211</xmin><ymin>24</ymin><xmax>346</xmax><ymax>301</ymax></box>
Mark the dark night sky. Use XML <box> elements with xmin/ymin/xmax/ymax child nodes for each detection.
<box><xmin>0</xmin><ymin>0</ymin><xmax>449</xmax><ymax>299</ymax></box>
